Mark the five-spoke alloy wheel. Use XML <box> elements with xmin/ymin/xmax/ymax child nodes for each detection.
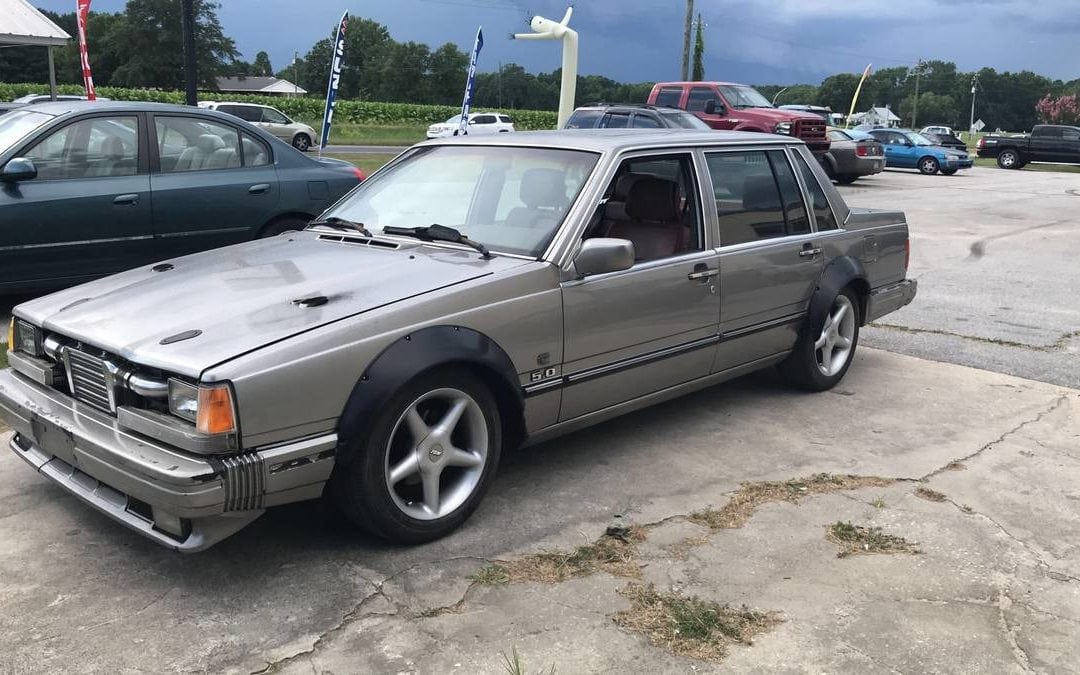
<box><xmin>778</xmin><ymin>287</ymin><xmax>861</xmax><ymax>391</ymax></box>
<box><xmin>814</xmin><ymin>293</ymin><xmax>857</xmax><ymax>377</ymax></box>
<box><xmin>333</xmin><ymin>368</ymin><xmax>501</xmax><ymax>543</ymax></box>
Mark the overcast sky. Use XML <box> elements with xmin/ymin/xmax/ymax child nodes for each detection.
<box><xmin>33</xmin><ymin>0</ymin><xmax>1080</xmax><ymax>85</ymax></box>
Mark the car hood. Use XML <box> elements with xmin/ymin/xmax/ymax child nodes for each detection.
<box><xmin>736</xmin><ymin>107</ymin><xmax>822</xmax><ymax>123</ymax></box>
<box><xmin>15</xmin><ymin>231</ymin><xmax>526</xmax><ymax>377</ymax></box>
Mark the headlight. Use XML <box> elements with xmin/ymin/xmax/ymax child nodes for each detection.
<box><xmin>169</xmin><ymin>379</ymin><xmax>237</xmax><ymax>435</ymax></box>
<box><xmin>774</xmin><ymin>122</ymin><xmax>793</xmax><ymax>135</ymax></box>
<box><xmin>13</xmin><ymin>320</ymin><xmax>43</xmax><ymax>357</ymax></box>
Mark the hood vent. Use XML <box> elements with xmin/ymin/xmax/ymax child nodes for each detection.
<box><xmin>317</xmin><ymin>233</ymin><xmax>400</xmax><ymax>250</ymax></box>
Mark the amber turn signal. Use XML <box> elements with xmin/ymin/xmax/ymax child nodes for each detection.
<box><xmin>196</xmin><ymin>384</ymin><xmax>237</xmax><ymax>435</ymax></box>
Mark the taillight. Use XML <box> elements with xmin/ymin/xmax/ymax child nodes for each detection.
<box><xmin>976</xmin><ymin>137</ymin><xmax>985</xmax><ymax>149</ymax></box>
<box><xmin>856</xmin><ymin>145</ymin><xmax>869</xmax><ymax>157</ymax></box>
<box><xmin>904</xmin><ymin>238</ymin><xmax>910</xmax><ymax>272</ymax></box>
<box><xmin>352</xmin><ymin>167</ymin><xmax>366</xmax><ymax>182</ymax></box>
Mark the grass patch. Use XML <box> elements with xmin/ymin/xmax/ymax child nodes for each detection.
<box><xmin>0</xmin><ymin>348</ymin><xmax>7</xmax><ymax>370</ymax></box>
<box><xmin>614</xmin><ymin>583</ymin><xmax>781</xmax><ymax>663</ymax></box>
<box><xmin>826</xmin><ymin>521</ymin><xmax>921</xmax><ymax>558</ymax></box>
<box><xmin>871</xmin><ymin>496</ymin><xmax>887</xmax><ymax>509</ymax></box>
<box><xmin>914</xmin><ymin>486</ymin><xmax>947</xmax><ymax>502</ymax></box>
<box><xmin>473</xmin><ymin>528</ymin><xmax>646</xmax><ymax>585</ymax></box>
<box><xmin>298</xmin><ymin>121</ymin><xmax>426</xmax><ymax>146</ymax></box>
<box><xmin>501</xmin><ymin>646</ymin><xmax>556</xmax><ymax>675</ymax></box>
<box><xmin>971</xmin><ymin>157</ymin><xmax>1080</xmax><ymax>173</ymax></box>
<box><xmin>320</xmin><ymin>152</ymin><xmax>397</xmax><ymax>176</ymax></box>
<box><xmin>688</xmin><ymin>473</ymin><xmax>894</xmax><ymax>530</ymax></box>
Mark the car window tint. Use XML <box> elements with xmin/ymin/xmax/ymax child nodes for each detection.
<box><xmin>241</xmin><ymin>132</ymin><xmax>270</xmax><ymax>167</ymax></box>
<box><xmin>654</xmin><ymin>86</ymin><xmax>682</xmax><ymax>108</ymax></box>
<box><xmin>261</xmin><ymin>108</ymin><xmax>289</xmax><ymax>124</ymax></box>
<box><xmin>600</xmin><ymin>113</ymin><xmax>630</xmax><ymax>129</ymax></box>
<box><xmin>767</xmin><ymin>150</ymin><xmax>810</xmax><ymax>235</ymax></box>
<box><xmin>473</xmin><ymin>115</ymin><xmax>496</xmax><ymax>124</ymax></box>
<box><xmin>631</xmin><ymin>114</ymin><xmax>662</xmax><ymax>129</ymax></box>
<box><xmin>792</xmin><ymin>152</ymin><xmax>838</xmax><ymax>231</ymax></box>
<box><xmin>686</xmin><ymin>87</ymin><xmax>715</xmax><ymax>112</ymax></box>
<box><xmin>220</xmin><ymin>105</ymin><xmax>259</xmax><ymax>122</ymax></box>
<box><xmin>706</xmin><ymin>150</ymin><xmax>788</xmax><ymax>245</ymax></box>
<box><xmin>566</xmin><ymin>109</ymin><xmax>602</xmax><ymax>129</ymax></box>
<box><xmin>24</xmin><ymin>116</ymin><xmax>138</xmax><ymax>180</ymax></box>
<box><xmin>1063</xmin><ymin>128</ymin><xmax>1080</xmax><ymax>141</ymax></box>
<box><xmin>155</xmin><ymin>116</ymin><xmax>241</xmax><ymax>172</ymax></box>
<box><xmin>591</xmin><ymin>153</ymin><xmax>704</xmax><ymax>263</ymax></box>
<box><xmin>498</xmin><ymin>115</ymin><xmax>513</xmax><ymax>124</ymax></box>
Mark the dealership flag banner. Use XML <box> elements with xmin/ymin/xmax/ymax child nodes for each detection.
<box><xmin>846</xmin><ymin>63</ymin><xmax>872</xmax><ymax>128</ymax></box>
<box><xmin>457</xmin><ymin>27</ymin><xmax>484</xmax><ymax>135</ymax></box>
<box><xmin>319</xmin><ymin>11</ymin><xmax>349</xmax><ymax>152</ymax></box>
<box><xmin>76</xmin><ymin>0</ymin><xmax>96</xmax><ymax>100</ymax></box>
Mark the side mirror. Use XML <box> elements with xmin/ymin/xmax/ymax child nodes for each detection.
<box><xmin>704</xmin><ymin>99</ymin><xmax>717</xmax><ymax>115</ymax></box>
<box><xmin>1</xmin><ymin>157</ymin><xmax>36</xmax><ymax>182</ymax></box>
<box><xmin>573</xmin><ymin>238</ymin><xmax>634</xmax><ymax>278</ymax></box>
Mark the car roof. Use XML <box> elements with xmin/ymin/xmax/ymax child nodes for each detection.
<box><xmin>421</xmin><ymin>129</ymin><xmax>794</xmax><ymax>153</ymax></box>
<box><xmin>17</xmin><ymin>99</ymin><xmax>263</xmax><ymax>121</ymax></box>
<box><xmin>575</xmin><ymin>104</ymin><xmax>687</xmax><ymax>113</ymax></box>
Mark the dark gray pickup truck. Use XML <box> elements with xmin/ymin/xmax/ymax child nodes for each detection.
<box><xmin>976</xmin><ymin>124</ymin><xmax>1080</xmax><ymax>168</ymax></box>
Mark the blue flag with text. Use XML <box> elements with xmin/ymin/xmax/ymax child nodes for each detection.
<box><xmin>320</xmin><ymin>11</ymin><xmax>349</xmax><ymax>150</ymax></box>
<box><xmin>457</xmin><ymin>27</ymin><xmax>484</xmax><ymax>135</ymax></box>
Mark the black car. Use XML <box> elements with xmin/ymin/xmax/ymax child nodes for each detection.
<box><xmin>921</xmin><ymin>131</ymin><xmax>967</xmax><ymax>151</ymax></box>
<box><xmin>0</xmin><ymin>101</ymin><xmax>364</xmax><ymax>293</ymax></box>
<box><xmin>565</xmin><ymin>104</ymin><xmax>712</xmax><ymax>130</ymax></box>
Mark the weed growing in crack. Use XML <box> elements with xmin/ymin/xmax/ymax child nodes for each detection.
<box><xmin>689</xmin><ymin>474</ymin><xmax>894</xmax><ymax>530</ymax></box>
<box><xmin>915</xmin><ymin>486</ymin><xmax>947</xmax><ymax>502</ymax></box>
<box><xmin>473</xmin><ymin>529</ymin><xmax>645</xmax><ymax>585</ymax></box>
<box><xmin>826</xmin><ymin>521</ymin><xmax>921</xmax><ymax>558</ymax></box>
<box><xmin>501</xmin><ymin>646</ymin><xmax>556</xmax><ymax>675</ymax></box>
<box><xmin>871</xmin><ymin>497</ymin><xmax>887</xmax><ymax>509</ymax></box>
<box><xmin>471</xmin><ymin>564</ymin><xmax>511</xmax><ymax>586</ymax></box>
<box><xmin>613</xmin><ymin>583</ymin><xmax>781</xmax><ymax>663</ymax></box>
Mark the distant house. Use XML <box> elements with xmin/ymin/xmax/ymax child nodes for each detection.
<box><xmin>213</xmin><ymin>76</ymin><xmax>307</xmax><ymax>97</ymax></box>
<box><xmin>850</xmin><ymin>106</ymin><xmax>902</xmax><ymax>128</ymax></box>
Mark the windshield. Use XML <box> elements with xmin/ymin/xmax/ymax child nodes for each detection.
<box><xmin>717</xmin><ymin>84</ymin><xmax>773</xmax><ymax>109</ymax></box>
<box><xmin>323</xmin><ymin>145</ymin><xmax>599</xmax><ymax>257</ymax></box>
<box><xmin>0</xmin><ymin>110</ymin><xmax>52</xmax><ymax>151</ymax></box>
<box><xmin>441</xmin><ymin>115</ymin><xmax>463</xmax><ymax>125</ymax></box>
<box><xmin>904</xmin><ymin>132</ymin><xmax>935</xmax><ymax>146</ymax></box>
<box><xmin>662</xmin><ymin>111</ymin><xmax>711</xmax><ymax>129</ymax></box>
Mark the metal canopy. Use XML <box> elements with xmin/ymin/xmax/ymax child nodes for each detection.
<box><xmin>0</xmin><ymin>0</ymin><xmax>73</xmax><ymax>100</ymax></box>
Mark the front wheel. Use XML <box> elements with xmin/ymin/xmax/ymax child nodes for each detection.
<box><xmin>997</xmin><ymin>149</ymin><xmax>1021</xmax><ymax>169</ymax></box>
<box><xmin>292</xmin><ymin>134</ymin><xmax>312</xmax><ymax>152</ymax></box>
<box><xmin>918</xmin><ymin>156</ymin><xmax>940</xmax><ymax>175</ymax></box>
<box><xmin>332</xmin><ymin>368</ymin><xmax>502</xmax><ymax>544</ymax></box>
<box><xmin>778</xmin><ymin>288</ymin><xmax>861</xmax><ymax>391</ymax></box>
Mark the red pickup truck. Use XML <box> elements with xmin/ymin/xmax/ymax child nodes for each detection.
<box><xmin>648</xmin><ymin>81</ymin><xmax>830</xmax><ymax>155</ymax></box>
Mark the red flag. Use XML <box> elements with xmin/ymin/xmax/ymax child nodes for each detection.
<box><xmin>76</xmin><ymin>0</ymin><xmax>96</xmax><ymax>101</ymax></box>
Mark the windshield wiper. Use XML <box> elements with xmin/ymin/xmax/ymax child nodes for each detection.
<box><xmin>309</xmin><ymin>216</ymin><xmax>373</xmax><ymax>237</ymax></box>
<box><xmin>382</xmin><ymin>224</ymin><xmax>491</xmax><ymax>259</ymax></box>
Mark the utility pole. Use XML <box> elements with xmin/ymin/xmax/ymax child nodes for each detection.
<box><xmin>293</xmin><ymin>51</ymin><xmax>299</xmax><ymax>97</ymax></box>
<box><xmin>681</xmin><ymin>0</ymin><xmax>694</xmax><ymax>80</ymax></box>
<box><xmin>180</xmin><ymin>0</ymin><xmax>197</xmax><ymax>106</ymax></box>
<box><xmin>969</xmin><ymin>73</ymin><xmax>979</xmax><ymax>135</ymax></box>
<box><xmin>910</xmin><ymin>59</ymin><xmax>925</xmax><ymax>129</ymax></box>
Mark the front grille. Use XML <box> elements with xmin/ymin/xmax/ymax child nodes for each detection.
<box><xmin>221</xmin><ymin>454</ymin><xmax>265</xmax><ymax>511</ymax></box>
<box><xmin>795</xmin><ymin>119</ymin><xmax>828</xmax><ymax>143</ymax></box>
<box><xmin>64</xmin><ymin>348</ymin><xmax>114</xmax><ymax>412</ymax></box>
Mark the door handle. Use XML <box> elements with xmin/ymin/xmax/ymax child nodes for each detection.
<box><xmin>798</xmin><ymin>247</ymin><xmax>822</xmax><ymax>258</ymax></box>
<box><xmin>248</xmin><ymin>183</ymin><xmax>271</xmax><ymax>194</ymax></box>
<box><xmin>687</xmin><ymin>265</ymin><xmax>719</xmax><ymax>281</ymax></box>
<box><xmin>113</xmin><ymin>193</ymin><xmax>139</xmax><ymax>205</ymax></box>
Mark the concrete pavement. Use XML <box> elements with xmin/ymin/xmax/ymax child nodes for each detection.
<box><xmin>1</xmin><ymin>349</ymin><xmax>1077</xmax><ymax>673</ymax></box>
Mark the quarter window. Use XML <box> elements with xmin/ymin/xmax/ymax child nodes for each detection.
<box><xmin>792</xmin><ymin>153</ymin><xmax>838</xmax><ymax>231</ymax></box>
<box><xmin>155</xmin><ymin>116</ymin><xmax>242</xmax><ymax>172</ymax></box>
<box><xmin>706</xmin><ymin>150</ymin><xmax>810</xmax><ymax>246</ymax></box>
<box><xmin>24</xmin><ymin>116</ymin><xmax>138</xmax><ymax>180</ymax></box>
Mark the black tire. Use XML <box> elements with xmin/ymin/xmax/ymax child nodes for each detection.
<box><xmin>331</xmin><ymin>367</ymin><xmax>502</xmax><ymax>544</ymax></box>
<box><xmin>259</xmin><ymin>215</ymin><xmax>310</xmax><ymax>238</ymax></box>
<box><xmin>836</xmin><ymin>174</ymin><xmax>859</xmax><ymax>185</ymax></box>
<box><xmin>822</xmin><ymin>157</ymin><xmax>837</xmax><ymax>180</ymax></box>
<box><xmin>918</xmin><ymin>156</ymin><xmax>940</xmax><ymax>175</ymax></box>
<box><xmin>940</xmin><ymin>168</ymin><xmax>958</xmax><ymax>176</ymax></box>
<box><xmin>292</xmin><ymin>134</ymin><xmax>312</xmax><ymax>152</ymax></box>
<box><xmin>997</xmin><ymin>149</ymin><xmax>1021</xmax><ymax>169</ymax></box>
<box><xmin>778</xmin><ymin>287</ymin><xmax>862</xmax><ymax>391</ymax></box>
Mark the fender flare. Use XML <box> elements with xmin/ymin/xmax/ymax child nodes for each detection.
<box><xmin>335</xmin><ymin>325</ymin><xmax>524</xmax><ymax>466</ymax></box>
<box><xmin>806</xmin><ymin>256</ymin><xmax>869</xmax><ymax>335</ymax></box>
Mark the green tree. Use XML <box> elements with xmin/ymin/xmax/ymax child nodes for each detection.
<box><xmin>691</xmin><ymin>16</ymin><xmax>704</xmax><ymax>81</ymax></box>
<box><xmin>817</xmin><ymin>73</ymin><xmax>861</xmax><ymax>113</ymax></box>
<box><xmin>109</xmin><ymin>0</ymin><xmax>238</xmax><ymax>89</ymax></box>
<box><xmin>427</xmin><ymin>43</ymin><xmax>468</xmax><ymax>106</ymax></box>
<box><xmin>899</xmin><ymin>92</ymin><xmax>959</xmax><ymax>126</ymax></box>
<box><xmin>252</xmin><ymin>51</ymin><xmax>272</xmax><ymax>77</ymax></box>
<box><xmin>374</xmin><ymin>41</ymin><xmax>431</xmax><ymax>102</ymax></box>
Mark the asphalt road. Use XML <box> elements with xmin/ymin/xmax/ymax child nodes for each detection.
<box><xmin>840</xmin><ymin>166</ymin><xmax>1080</xmax><ymax>388</ymax></box>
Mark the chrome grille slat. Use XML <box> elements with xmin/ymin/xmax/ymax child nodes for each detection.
<box><xmin>63</xmin><ymin>348</ymin><xmax>115</xmax><ymax>413</ymax></box>
<box><xmin>221</xmin><ymin>454</ymin><xmax>265</xmax><ymax>511</ymax></box>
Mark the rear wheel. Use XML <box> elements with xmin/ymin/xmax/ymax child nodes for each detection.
<box><xmin>332</xmin><ymin>368</ymin><xmax>502</xmax><ymax>544</ymax></box>
<box><xmin>778</xmin><ymin>287</ymin><xmax>861</xmax><ymax>391</ymax></box>
<box><xmin>997</xmin><ymin>149</ymin><xmax>1021</xmax><ymax>169</ymax></box>
<box><xmin>292</xmin><ymin>134</ymin><xmax>312</xmax><ymax>152</ymax></box>
<box><xmin>918</xmin><ymin>156</ymin><xmax>940</xmax><ymax>175</ymax></box>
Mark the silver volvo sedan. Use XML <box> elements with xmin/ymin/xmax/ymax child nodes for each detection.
<box><xmin>1</xmin><ymin>130</ymin><xmax>917</xmax><ymax>551</ymax></box>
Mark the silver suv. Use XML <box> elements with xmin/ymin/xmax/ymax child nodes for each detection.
<box><xmin>200</xmin><ymin>101</ymin><xmax>317</xmax><ymax>151</ymax></box>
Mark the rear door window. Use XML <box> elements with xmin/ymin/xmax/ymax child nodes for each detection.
<box><xmin>600</xmin><ymin>113</ymin><xmax>630</xmax><ymax>129</ymax></box>
<box><xmin>705</xmin><ymin>150</ymin><xmax>812</xmax><ymax>245</ymax></box>
<box><xmin>631</xmin><ymin>114</ymin><xmax>662</xmax><ymax>129</ymax></box>
<box><xmin>155</xmin><ymin>116</ymin><xmax>241</xmax><ymax>172</ymax></box>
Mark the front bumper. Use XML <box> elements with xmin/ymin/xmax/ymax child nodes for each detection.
<box><xmin>866</xmin><ymin>279</ymin><xmax>918</xmax><ymax>323</ymax></box>
<box><xmin>0</xmin><ymin>368</ymin><xmax>336</xmax><ymax>552</ymax></box>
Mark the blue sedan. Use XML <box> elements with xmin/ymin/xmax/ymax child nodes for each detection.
<box><xmin>0</xmin><ymin>101</ymin><xmax>365</xmax><ymax>293</ymax></box>
<box><xmin>866</xmin><ymin>128</ymin><xmax>973</xmax><ymax>175</ymax></box>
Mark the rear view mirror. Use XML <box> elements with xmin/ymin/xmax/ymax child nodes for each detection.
<box><xmin>1</xmin><ymin>157</ymin><xmax>37</xmax><ymax>182</ymax></box>
<box><xmin>574</xmin><ymin>238</ymin><xmax>634</xmax><ymax>278</ymax></box>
